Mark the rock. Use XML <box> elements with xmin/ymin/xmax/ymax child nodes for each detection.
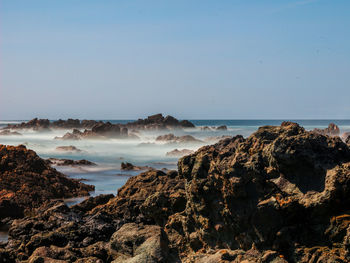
<box><xmin>54</xmin><ymin>130</ymin><xmax>81</xmax><ymax>140</ymax></box>
<box><xmin>127</xmin><ymin>114</ymin><xmax>195</xmax><ymax>130</ymax></box>
<box><xmin>109</xmin><ymin>223</ymin><xmax>169</xmax><ymax>262</ymax></box>
<box><xmin>46</xmin><ymin>158</ymin><xmax>96</xmax><ymax>166</ymax></box>
<box><xmin>0</xmin><ymin>130</ymin><xmax>22</xmax><ymax>136</ymax></box>
<box><xmin>0</xmin><ymin>144</ymin><xmax>94</xmax><ymax>220</ymax></box>
<box><xmin>216</xmin><ymin>125</ymin><xmax>227</xmax><ymax>130</ymax></box>
<box><xmin>55</xmin><ymin>145</ymin><xmax>82</xmax><ymax>152</ymax></box>
<box><xmin>312</xmin><ymin>123</ymin><xmax>340</xmax><ymax>136</ymax></box>
<box><xmin>3</xmin><ymin>122</ymin><xmax>350</xmax><ymax>262</ymax></box>
<box><xmin>120</xmin><ymin>162</ymin><xmax>150</xmax><ymax>171</ymax></box>
<box><xmin>201</xmin><ymin>126</ymin><xmax>212</xmax><ymax>131</ymax></box>
<box><xmin>342</xmin><ymin>132</ymin><xmax>350</xmax><ymax>145</ymax></box>
<box><xmin>166</xmin><ymin>149</ymin><xmax>194</xmax><ymax>157</ymax></box>
<box><xmin>156</xmin><ymin>134</ymin><xmax>202</xmax><ymax>143</ymax></box>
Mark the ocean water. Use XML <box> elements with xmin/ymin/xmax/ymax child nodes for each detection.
<box><xmin>0</xmin><ymin>119</ymin><xmax>350</xmax><ymax>198</ymax></box>
<box><xmin>0</xmin><ymin>119</ymin><xmax>349</xmax><ymax>242</ymax></box>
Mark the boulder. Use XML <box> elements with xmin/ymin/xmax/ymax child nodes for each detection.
<box><xmin>0</xmin><ymin>145</ymin><xmax>94</xmax><ymax>219</ymax></box>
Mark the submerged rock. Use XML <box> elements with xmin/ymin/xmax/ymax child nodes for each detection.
<box><xmin>2</xmin><ymin>122</ymin><xmax>350</xmax><ymax>262</ymax></box>
<box><xmin>216</xmin><ymin>125</ymin><xmax>228</xmax><ymax>130</ymax></box>
<box><xmin>46</xmin><ymin>158</ymin><xmax>96</xmax><ymax>166</ymax></box>
<box><xmin>120</xmin><ymin>162</ymin><xmax>150</xmax><ymax>171</ymax></box>
<box><xmin>156</xmin><ymin>134</ymin><xmax>202</xmax><ymax>143</ymax></box>
<box><xmin>55</xmin><ymin>145</ymin><xmax>82</xmax><ymax>152</ymax></box>
<box><xmin>0</xmin><ymin>130</ymin><xmax>22</xmax><ymax>136</ymax></box>
<box><xmin>0</xmin><ymin>145</ymin><xmax>94</xmax><ymax>220</ymax></box>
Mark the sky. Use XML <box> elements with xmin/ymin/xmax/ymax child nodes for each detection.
<box><xmin>1</xmin><ymin>0</ymin><xmax>350</xmax><ymax>120</ymax></box>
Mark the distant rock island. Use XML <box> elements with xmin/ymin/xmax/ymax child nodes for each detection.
<box><xmin>1</xmin><ymin>122</ymin><xmax>350</xmax><ymax>262</ymax></box>
<box><xmin>4</xmin><ymin>114</ymin><xmax>196</xmax><ymax>140</ymax></box>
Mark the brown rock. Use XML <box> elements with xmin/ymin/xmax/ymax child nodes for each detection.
<box><xmin>0</xmin><ymin>145</ymin><xmax>94</xmax><ymax>219</ymax></box>
<box><xmin>55</xmin><ymin>145</ymin><xmax>82</xmax><ymax>152</ymax></box>
<box><xmin>166</xmin><ymin>149</ymin><xmax>194</xmax><ymax>157</ymax></box>
<box><xmin>312</xmin><ymin>123</ymin><xmax>340</xmax><ymax>136</ymax></box>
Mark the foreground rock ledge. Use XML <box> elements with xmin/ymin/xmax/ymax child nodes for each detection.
<box><xmin>1</xmin><ymin>122</ymin><xmax>350</xmax><ymax>262</ymax></box>
<box><xmin>0</xmin><ymin>144</ymin><xmax>94</xmax><ymax>220</ymax></box>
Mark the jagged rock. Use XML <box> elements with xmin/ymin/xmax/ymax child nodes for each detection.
<box><xmin>127</xmin><ymin>114</ymin><xmax>195</xmax><ymax>130</ymax></box>
<box><xmin>120</xmin><ymin>162</ymin><xmax>150</xmax><ymax>171</ymax></box>
<box><xmin>0</xmin><ymin>130</ymin><xmax>22</xmax><ymax>136</ymax></box>
<box><xmin>166</xmin><ymin>149</ymin><xmax>194</xmax><ymax>157</ymax></box>
<box><xmin>55</xmin><ymin>145</ymin><xmax>82</xmax><ymax>152</ymax></box>
<box><xmin>156</xmin><ymin>134</ymin><xmax>202</xmax><ymax>143</ymax></box>
<box><xmin>3</xmin><ymin>123</ymin><xmax>350</xmax><ymax>262</ymax></box>
<box><xmin>0</xmin><ymin>145</ymin><xmax>94</xmax><ymax>220</ymax></box>
<box><xmin>216</xmin><ymin>125</ymin><xmax>228</xmax><ymax>130</ymax></box>
<box><xmin>313</xmin><ymin>123</ymin><xmax>340</xmax><ymax>136</ymax></box>
<box><xmin>46</xmin><ymin>158</ymin><xmax>96</xmax><ymax>166</ymax></box>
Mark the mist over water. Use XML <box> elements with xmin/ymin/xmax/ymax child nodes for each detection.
<box><xmin>1</xmin><ymin>119</ymin><xmax>350</xmax><ymax>201</ymax></box>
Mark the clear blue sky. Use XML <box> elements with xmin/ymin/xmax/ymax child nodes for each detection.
<box><xmin>1</xmin><ymin>0</ymin><xmax>349</xmax><ymax>120</ymax></box>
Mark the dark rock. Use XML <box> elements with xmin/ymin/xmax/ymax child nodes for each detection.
<box><xmin>156</xmin><ymin>134</ymin><xmax>202</xmax><ymax>143</ymax></box>
<box><xmin>46</xmin><ymin>158</ymin><xmax>96</xmax><ymax>166</ymax></box>
<box><xmin>0</xmin><ymin>130</ymin><xmax>22</xmax><ymax>136</ymax></box>
<box><xmin>127</xmin><ymin>114</ymin><xmax>195</xmax><ymax>130</ymax></box>
<box><xmin>120</xmin><ymin>162</ymin><xmax>150</xmax><ymax>171</ymax></box>
<box><xmin>0</xmin><ymin>145</ymin><xmax>94</xmax><ymax>220</ymax></box>
<box><xmin>166</xmin><ymin>149</ymin><xmax>194</xmax><ymax>157</ymax></box>
<box><xmin>4</xmin><ymin>122</ymin><xmax>350</xmax><ymax>262</ymax></box>
<box><xmin>55</xmin><ymin>145</ymin><xmax>82</xmax><ymax>152</ymax></box>
<box><xmin>313</xmin><ymin>123</ymin><xmax>340</xmax><ymax>136</ymax></box>
<box><xmin>216</xmin><ymin>125</ymin><xmax>227</xmax><ymax>130</ymax></box>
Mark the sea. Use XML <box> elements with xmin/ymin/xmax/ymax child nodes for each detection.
<box><xmin>1</xmin><ymin>119</ymin><xmax>350</xmax><ymax>199</ymax></box>
<box><xmin>0</xmin><ymin>119</ymin><xmax>349</xmax><ymax>242</ymax></box>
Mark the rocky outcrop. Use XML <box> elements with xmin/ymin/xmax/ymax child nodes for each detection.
<box><xmin>55</xmin><ymin>145</ymin><xmax>82</xmax><ymax>153</ymax></box>
<box><xmin>0</xmin><ymin>130</ymin><xmax>22</xmax><ymax>136</ymax></box>
<box><xmin>46</xmin><ymin>158</ymin><xmax>96</xmax><ymax>166</ymax></box>
<box><xmin>6</xmin><ymin>118</ymin><xmax>98</xmax><ymax>130</ymax></box>
<box><xmin>313</xmin><ymin>123</ymin><xmax>340</xmax><ymax>136</ymax></box>
<box><xmin>342</xmin><ymin>132</ymin><xmax>350</xmax><ymax>145</ymax></box>
<box><xmin>120</xmin><ymin>162</ymin><xmax>151</xmax><ymax>171</ymax></box>
<box><xmin>55</xmin><ymin>123</ymin><xmax>129</xmax><ymax>140</ymax></box>
<box><xmin>0</xmin><ymin>145</ymin><xmax>94</xmax><ymax>220</ymax></box>
<box><xmin>166</xmin><ymin>149</ymin><xmax>194</xmax><ymax>157</ymax></box>
<box><xmin>216</xmin><ymin>125</ymin><xmax>228</xmax><ymax>130</ymax></box>
<box><xmin>2</xmin><ymin>122</ymin><xmax>350</xmax><ymax>262</ymax></box>
<box><xmin>156</xmin><ymin>134</ymin><xmax>202</xmax><ymax>144</ymax></box>
<box><xmin>5</xmin><ymin>114</ymin><xmax>195</xmax><ymax>133</ymax></box>
<box><xmin>127</xmin><ymin>114</ymin><xmax>195</xmax><ymax>130</ymax></box>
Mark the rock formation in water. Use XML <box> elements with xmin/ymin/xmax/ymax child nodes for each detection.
<box><xmin>0</xmin><ymin>145</ymin><xmax>94</xmax><ymax>220</ymax></box>
<box><xmin>120</xmin><ymin>162</ymin><xmax>151</xmax><ymax>171</ymax></box>
<box><xmin>0</xmin><ymin>130</ymin><xmax>22</xmax><ymax>136</ymax></box>
<box><xmin>127</xmin><ymin>113</ymin><xmax>195</xmax><ymax>130</ymax></box>
<box><xmin>166</xmin><ymin>149</ymin><xmax>194</xmax><ymax>157</ymax></box>
<box><xmin>312</xmin><ymin>122</ymin><xmax>340</xmax><ymax>136</ymax></box>
<box><xmin>1</xmin><ymin>122</ymin><xmax>350</xmax><ymax>262</ymax></box>
<box><xmin>46</xmin><ymin>158</ymin><xmax>96</xmax><ymax>166</ymax></box>
<box><xmin>156</xmin><ymin>134</ymin><xmax>202</xmax><ymax>144</ymax></box>
<box><xmin>55</xmin><ymin>145</ymin><xmax>82</xmax><ymax>153</ymax></box>
<box><xmin>216</xmin><ymin>125</ymin><xmax>228</xmax><ymax>130</ymax></box>
<box><xmin>4</xmin><ymin>114</ymin><xmax>195</xmax><ymax>136</ymax></box>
